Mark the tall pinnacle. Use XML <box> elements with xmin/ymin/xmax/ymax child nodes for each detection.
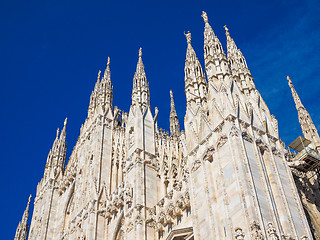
<box><xmin>202</xmin><ymin>11</ymin><xmax>228</xmax><ymax>81</ymax></box>
<box><xmin>44</xmin><ymin>119</ymin><xmax>68</xmax><ymax>180</ymax></box>
<box><xmin>169</xmin><ymin>90</ymin><xmax>180</xmax><ymax>137</ymax></box>
<box><xmin>224</xmin><ymin>25</ymin><xmax>254</xmax><ymax>92</ymax></box>
<box><xmin>88</xmin><ymin>58</ymin><xmax>113</xmax><ymax>115</ymax></box>
<box><xmin>94</xmin><ymin>70</ymin><xmax>101</xmax><ymax>92</ymax></box>
<box><xmin>287</xmin><ymin>76</ymin><xmax>304</xmax><ymax>110</ymax></box>
<box><xmin>224</xmin><ymin>25</ymin><xmax>241</xmax><ymax>69</ymax></box>
<box><xmin>184</xmin><ymin>31</ymin><xmax>197</xmax><ymax>63</ymax></box>
<box><xmin>132</xmin><ymin>48</ymin><xmax>150</xmax><ymax>109</ymax></box>
<box><xmin>23</xmin><ymin>195</ymin><xmax>31</xmax><ymax>222</ymax></box>
<box><xmin>184</xmin><ymin>31</ymin><xmax>207</xmax><ymax>105</ymax></box>
<box><xmin>288</xmin><ymin>76</ymin><xmax>320</xmax><ymax>149</ymax></box>
<box><xmin>14</xmin><ymin>195</ymin><xmax>31</xmax><ymax>240</ymax></box>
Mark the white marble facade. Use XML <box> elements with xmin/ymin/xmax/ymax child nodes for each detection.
<box><xmin>15</xmin><ymin>11</ymin><xmax>320</xmax><ymax>240</ymax></box>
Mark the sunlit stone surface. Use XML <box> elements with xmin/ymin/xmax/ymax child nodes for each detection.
<box><xmin>15</xmin><ymin>11</ymin><xmax>320</xmax><ymax>240</ymax></box>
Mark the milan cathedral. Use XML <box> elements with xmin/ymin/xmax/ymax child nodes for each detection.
<box><xmin>15</xmin><ymin>12</ymin><xmax>320</xmax><ymax>240</ymax></box>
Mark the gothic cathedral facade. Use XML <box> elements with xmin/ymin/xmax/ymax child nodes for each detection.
<box><xmin>15</xmin><ymin>12</ymin><xmax>320</xmax><ymax>240</ymax></box>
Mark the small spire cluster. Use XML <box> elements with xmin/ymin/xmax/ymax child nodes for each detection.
<box><xmin>44</xmin><ymin>118</ymin><xmax>68</xmax><ymax>180</ymax></box>
<box><xmin>88</xmin><ymin>57</ymin><xmax>113</xmax><ymax>116</ymax></box>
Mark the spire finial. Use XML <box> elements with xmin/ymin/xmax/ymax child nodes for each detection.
<box><xmin>56</xmin><ymin>128</ymin><xmax>60</xmax><ymax>139</ymax></box>
<box><xmin>135</xmin><ymin>47</ymin><xmax>145</xmax><ymax>73</ymax></box>
<box><xmin>139</xmin><ymin>48</ymin><xmax>142</xmax><ymax>58</ymax></box>
<box><xmin>201</xmin><ymin>11</ymin><xmax>208</xmax><ymax>24</ymax></box>
<box><xmin>104</xmin><ymin>57</ymin><xmax>111</xmax><ymax>78</ymax></box>
<box><xmin>170</xmin><ymin>90</ymin><xmax>176</xmax><ymax>109</ymax></box>
<box><xmin>97</xmin><ymin>70</ymin><xmax>101</xmax><ymax>80</ymax></box>
<box><xmin>224</xmin><ymin>25</ymin><xmax>229</xmax><ymax>34</ymax></box>
<box><xmin>28</xmin><ymin>195</ymin><xmax>32</xmax><ymax>205</ymax></box>
<box><xmin>224</xmin><ymin>25</ymin><xmax>232</xmax><ymax>42</ymax></box>
<box><xmin>60</xmin><ymin>117</ymin><xmax>67</xmax><ymax>140</ymax></box>
<box><xmin>184</xmin><ymin>31</ymin><xmax>192</xmax><ymax>44</ymax></box>
<box><xmin>287</xmin><ymin>76</ymin><xmax>293</xmax><ymax>87</ymax></box>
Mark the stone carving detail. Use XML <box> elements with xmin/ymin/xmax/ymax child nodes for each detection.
<box><xmin>230</xmin><ymin>125</ymin><xmax>240</xmax><ymax>138</ymax></box>
<box><xmin>242</xmin><ymin>131</ymin><xmax>253</xmax><ymax>143</ymax></box>
<box><xmin>129</xmin><ymin>127</ymin><xmax>134</xmax><ymax>148</ymax></box>
<box><xmin>271</xmin><ymin>146</ymin><xmax>282</xmax><ymax>158</ymax></box>
<box><xmin>250</xmin><ymin>221</ymin><xmax>265</xmax><ymax>240</ymax></box>
<box><xmin>256</xmin><ymin>138</ymin><xmax>269</xmax><ymax>154</ymax></box>
<box><xmin>191</xmin><ymin>159</ymin><xmax>201</xmax><ymax>173</ymax></box>
<box><xmin>267</xmin><ymin>223</ymin><xmax>279</xmax><ymax>239</ymax></box>
<box><xmin>234</xmin><ymin>227</ymin><xmax>245</xmax><ymax>240</ymax></box>
<box><xmin>202</xmin><ymin>145</ymin><xmax>215</xmax><ymax>162</ymax></box>
<box><xmin>280</xmin><ymin>235</ymin><xmax>295</xmax><ymax>240</ymax></box>
<box><xmin>216</xmin><ymin>134</ymin><xmax>228</xmax><ymax>150</ymax></box>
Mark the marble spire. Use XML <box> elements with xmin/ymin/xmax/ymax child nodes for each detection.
<box><xmin>184</xmin><ymin>31</ymin><xmax>206</xmax><ymax>105</ymax></box>
<box><xmin>224</xmin><ymin>25</ymin><xmax>255</xmax><ymax>93</ymax></box>
<box><xmin>132</xmin><ymin>48</ymin><xmax>150</xmax><ymax>109</ymax></box>
<box><xmin>288</xmin><ymin>76</ymin><xmax>320</xmax><ymax>149</ymax></box>
<box><xmin>14</xmin><ymin>195</ymin><xmax>31</xmax><ymax>240</ymax></box>
<box><xmin>169</xmin><ymin>90</ymin><xmax>180</xmax><ymax>137</ymax></box>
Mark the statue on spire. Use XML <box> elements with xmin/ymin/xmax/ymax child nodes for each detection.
<box><xmin>184</xmin><ymin>31</ymin><xmax>192</xmax><ymax>44</ymax></box>
<box><xmin>224</xmin><ymin>25</ymin><xmax>230</xmax><ymax>38</ymax></box>
<box><xmin>104</xmin><ymin>57</ymin><xmax>111</xmax><ymax>78</ymax></box>
<box><xmin>139</xmin><ymin>47</ymin><xmax>142</xmax><ymax>58</ymax></box>
<box><xmin>201</xmin><ymin>11</ymin><xmax>208</xmax><ymax>23</ymax></box>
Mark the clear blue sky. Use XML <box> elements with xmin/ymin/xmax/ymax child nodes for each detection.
<box><xmin>1</xmin><ymin>0</ymin><xmax>320</xmax><ymax>238</ymax></box>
